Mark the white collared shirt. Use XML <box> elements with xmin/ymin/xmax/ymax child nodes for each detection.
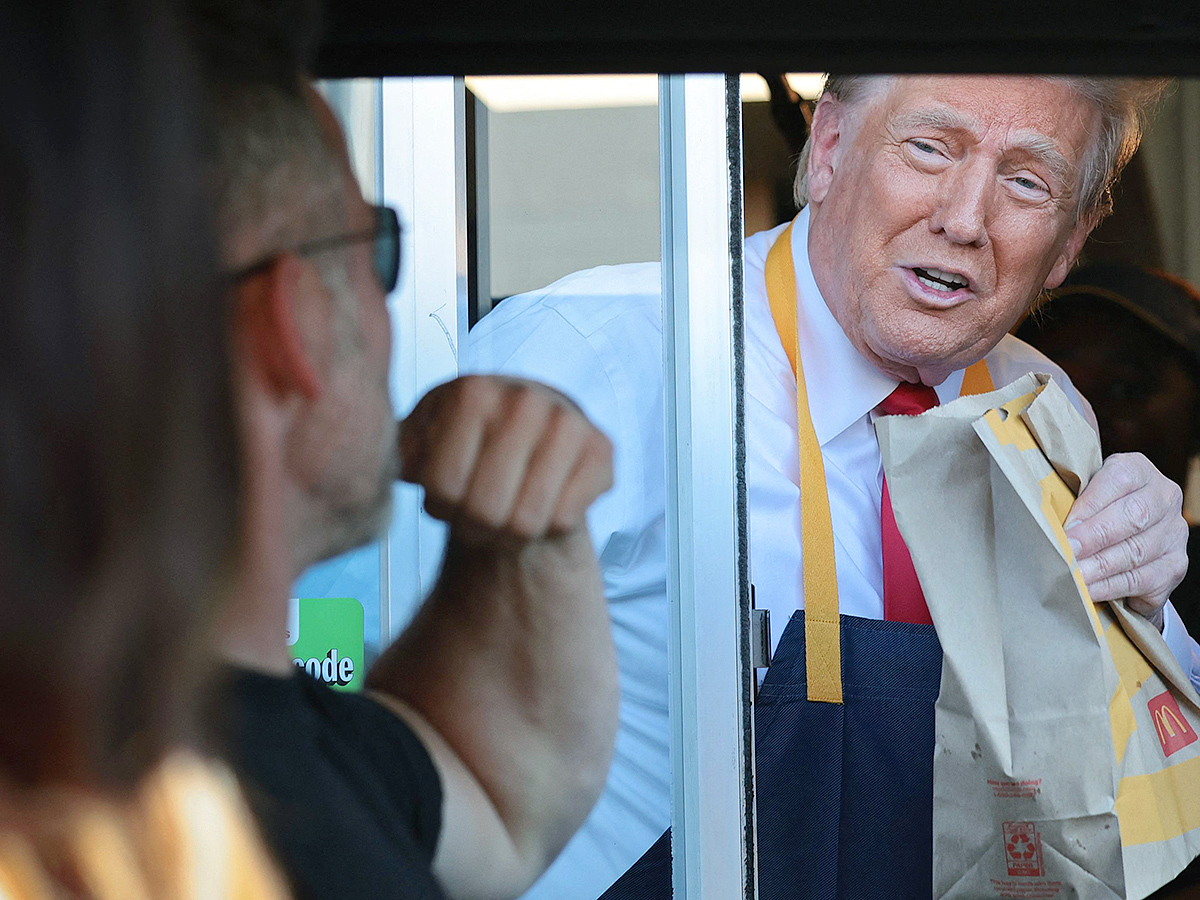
<box><xmin>464</xmin><ymin>207</ymin><xmax>1200</xmax><ymax>900</ymax></box>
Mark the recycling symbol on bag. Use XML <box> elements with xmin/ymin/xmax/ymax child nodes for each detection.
<box><xmin>1007</xmin><ymin>832</ymin><xmax>1036</xmax><ymax>860</ymax></box>
<box><xmin>1002</xmin><ymin>821</ymin><xmax>1044</xmax><ymax>877</ymax></box>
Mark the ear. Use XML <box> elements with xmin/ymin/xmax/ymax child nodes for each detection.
<box><xmin>232</xmin><ymin>252</ymin><xmax>322</xmax><ymax>402</ymax></box>
<box><xmin>1043</xmin><ymin>214</ymin><xmax>1097</xmax><ymax>290</ymax></box>
<box><xmin>806</xmin><ymin>95</ymin><xmax>849</xmax><ymax>204</ymax></box>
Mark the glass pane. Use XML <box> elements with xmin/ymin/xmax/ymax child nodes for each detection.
<box><xmin>467</xmin><ymin>75</ymin><xmax>661</xmax><ymax>300</ymax></box>
<box><xmin>282</xmin><ymin>78</ymin><xmax>385</xmax><ymax>688</ymax></box>
<box><xmin>462</xmin><ymin>75</ymin><xmax>674</xmax><ymax>900</ymax></box>
<box><xmin>299</xmin><ymin>73</ymin><xmax>752</xmax><ymax>900</ymax></box>
<box><xmin>740</xmin><ymin>73</ymin><xmax>820</xmax><ymax>237</ymax></box>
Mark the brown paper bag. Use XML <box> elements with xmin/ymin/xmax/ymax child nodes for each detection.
<box><xmin>876</xmin><ymin>373</ymin><xmax>1200</xmax><ymax>900</ymax></box>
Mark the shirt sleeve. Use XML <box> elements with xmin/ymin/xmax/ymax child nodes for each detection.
<box><xmin>221</xmin><ymin>668</ymin><xmax>448</xmax><ymax>899</ymax></box>
<box><xmin>302</xmin><ymin>677</ymin><xmax>446</xmax><ymax>863</ymax></box>
<box><xmin>1161</xmin><ymin>601</ymin><xmax>1200</xmax><ymax>695</ymax></box>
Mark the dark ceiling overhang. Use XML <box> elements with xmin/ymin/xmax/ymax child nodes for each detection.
<box><xmin>316</xmin><ymin>0</ymin><xmax>1200</xmax><ymax>78</ymax></box>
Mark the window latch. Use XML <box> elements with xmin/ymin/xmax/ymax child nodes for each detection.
<box><xmin>751</xmin><ymin>605</ymin><xmax>771</xmax><ymax>669</ymax></box>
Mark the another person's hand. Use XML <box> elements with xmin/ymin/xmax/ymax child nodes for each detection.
<box><xmin>399</xmin><ymin>375</ymin><xmax>614</xmax><ymax>541</ymax></box>
<box><xmin>1065</xmin><ymin>452</ymin><xmax>1189</xmax><ymax>630</ymax></box>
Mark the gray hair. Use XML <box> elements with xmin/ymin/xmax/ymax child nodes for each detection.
<box><xmin>213</xmin><ymin>79</ymin><xmax>348</xmax><ymax>274</ymax></box>
<box><xmin>213</xmin><ymin>80</ymin><xmax>361</xmax><ymax>359</ymax></box>
<box><xmin>793</xmin><ymin>75</ymin><xmax>1169</xmax><ymax>221</ymax></box>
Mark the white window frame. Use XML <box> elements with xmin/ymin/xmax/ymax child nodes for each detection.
<box><xmin>660</xmin><ymin>73</ymin><xmax>756</xmax><ymax>900</ymax></box>
<box><xmin>379</xmin><ymin>76</ymin><xmax>470</xmax><ymax>640</ymax></box>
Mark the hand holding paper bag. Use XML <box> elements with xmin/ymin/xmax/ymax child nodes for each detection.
<box><xmin>1064</xmin><ymin>452</ymin><xmax>1188</xmax><ymax>630</ymax></box>
<box><xmin>877</xmin><ymin>373</ymin><xmax>1200</xmax><ymax>900</ymax></box>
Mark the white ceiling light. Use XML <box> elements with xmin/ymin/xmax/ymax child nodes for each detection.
<box><xmin>464</xmin><ymin>73</ymin><xmax>824</xmax><ymax>113</ymax></box>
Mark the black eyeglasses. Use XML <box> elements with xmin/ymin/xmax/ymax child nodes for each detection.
<box><xmin>232</xmin><ymin>204</ymin><xmax>401</xmax><ymax>294</ymax></box>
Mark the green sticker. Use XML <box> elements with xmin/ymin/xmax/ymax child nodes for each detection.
<box><xmin>287</xmin><ymin>597</ymin><xmax>364</xmax><ymax>692</ymax></box>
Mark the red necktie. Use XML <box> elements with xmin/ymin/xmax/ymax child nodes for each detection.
<box><xmin>879</xmin><ymin>382</ymin><xmax>940</xmax><ymax>624</ymax></box>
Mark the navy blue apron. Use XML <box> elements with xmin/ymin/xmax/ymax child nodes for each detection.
<box><xmin>599</xmin><ymin>612</ymin><xmax>942</xmax><ymax>900</ymax></box>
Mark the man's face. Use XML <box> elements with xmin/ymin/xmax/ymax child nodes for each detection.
<box><xmin>806</xmin><ymin>76</ymin><xmax>1101</xmax><ymax>386</ymax></box>
<box><xmin>294</xmin><ymin>88</ymin><xmax>397</xmax><ymax>562</ymax></box>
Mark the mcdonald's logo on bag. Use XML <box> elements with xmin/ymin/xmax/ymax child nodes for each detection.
<box><xmin>1149</xmin><ymin>691</ymin><xmax>1198</xmax><ymax>758</ymax></box>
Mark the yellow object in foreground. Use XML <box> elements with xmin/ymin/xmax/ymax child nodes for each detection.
<box><xmin>0</xmin><ymin>754</ymin><xmax>289</xmax><ymax>900</ymax></box>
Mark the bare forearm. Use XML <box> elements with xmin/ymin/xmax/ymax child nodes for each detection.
<box><xmin>381</xmin><ymin>374</ymin><xmax>617</xmax><ymax>898</ymax></box>
<box><xmin>367</xmin><ymin>525</ymin><xmax>618</xmax><ymax>883</ymax></box>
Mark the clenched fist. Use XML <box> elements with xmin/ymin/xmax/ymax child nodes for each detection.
<box><xmin>399</xmin><ymin>375</ymin><xmax>614</xmax><ymax>540</ymax></box>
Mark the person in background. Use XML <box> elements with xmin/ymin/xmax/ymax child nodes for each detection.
<box><xmin>1018</xmin><ymin>265</ymin><xmax>1200</xmax><ymax>635</ymax></box>
<box><xmin>192</xmin><ymin>3</ymin><xmax>620</xmax><ymax>899</ymax></box>
<box><xmin>0</xmin><ymin>1</ymin><xmax>287</xmax><ymax>897</ymax></box>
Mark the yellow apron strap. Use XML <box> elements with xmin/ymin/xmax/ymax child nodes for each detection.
<box><xmin>766</xmin><ymin>222</ymin><xmax>843</xmax><ymax>703</ymax></box>
<box><xmin>960</xmin><ymin>359</ymin><xmax>995</xmax><ymax>396</ymax></box>
<box><xmin>765</xmin><ymin>220</ymin><xmax>994</xmax><ymax>705</ymax></box>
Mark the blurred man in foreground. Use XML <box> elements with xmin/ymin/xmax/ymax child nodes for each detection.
<box><xmin>0</xmin><ymin>1</ymin><xmax>286</xmax><ymax>896</ymax></box>
<box><xmin>194</xmin><ymin>5</ymin><xmax>619</xmax><ymax>899</ymax></box>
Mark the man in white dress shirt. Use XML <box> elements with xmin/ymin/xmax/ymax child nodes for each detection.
<box><xmin>466</xmin><ymin>75</ymin><xmax>1200</xmax><ymax>899</ymax></box>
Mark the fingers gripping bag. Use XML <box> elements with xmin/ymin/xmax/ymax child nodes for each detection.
<box><xmin>876</xmin><ymin>373</ymin><xmax>1200</xmax><ymax>900</ymax></box>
